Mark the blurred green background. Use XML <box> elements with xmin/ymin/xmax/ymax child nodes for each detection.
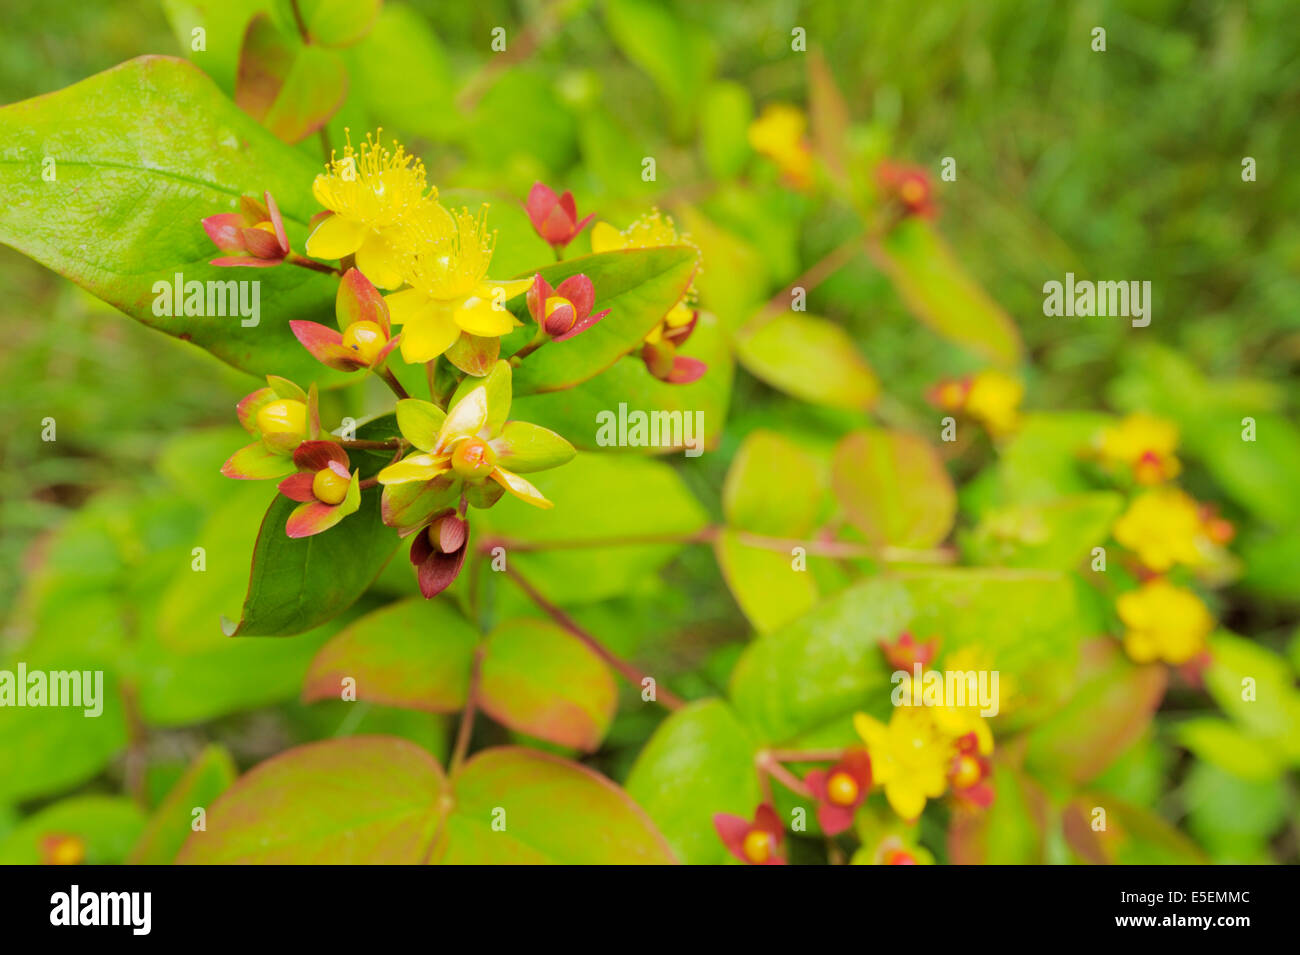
<box><xmin>1</xmin><ymin>0</ymin><xmax>1297</xmax><ymax>864</ymax></box>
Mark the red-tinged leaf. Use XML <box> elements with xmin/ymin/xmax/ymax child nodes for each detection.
<box><xmin>1070</xmin><ymin>793</ymin><xmax>1208</xmax><ymax>864</ymax></box>
<box><xmin>870</xmin><ymin>218</ymin><xmax>1023</xmax><ymax>366</ymax></box>
<box><xmin>301</xmin><ymin>598</ymin><xmax>478</xmax><ymax>712</ymax></box>
<box><xmin>1024</xmin><ymin>639</ymin><xmax>1168</xmax><ymax>786</ymax></box>
<box><xmin>202</xmin><ymin>212</ymin><xmax>245</xmax><ymax>253</ymax></box>
<box><xmin>444</xmin><ymin>332</ymin><xmax>499</xmax><ymax>377</ymax></box>
<box><xmin>735</xmin><ymin>313</ymin><xmax>877</xmax><ymax>410</ymax></box>
<box><xmin>410</xmin><ymin>524</ymin><xmax>468</xmax><ymax>598</ymax></box>
<box><xmin>222</xmin><ymin>441</ymin><xmax>294</xmax><ymax>480</ymax></box>
<box><xmin>478</xmin><ymin>619</ymin><xmax>618</xmax><ymax>752</ymax></box>
<box><xmin>284</xmin><ymin>499</ymin><xmax>345</xmax><ymax>538</ymax></box>
<box><xmin>262</xmin><ymin>45</ymin><xmax>348</xmax><ymax>145</ymax></box>
<box><xmin>335</xmin><ymin>267</ymin><xmax>389</xmax><ymax>332</ymax></box>
<box><xmin>831</xmin><ymin>428</ymin><xmax>956</xmax><ymax>548</ymax></box>
<box><xmin>128</xmin><ymin>746</ymin><xmax>236</xmax><ymax>865</ymax></box>
<box><xmin>431</xmin><ymin>747</ymin><xmax>677</xmax><ymax>864</ymax></box>
<box><xmin>947</xmin><ymin>762</ymin><xmax>1049</xmax><ymax>865</ymax></box>
<box><xmin>234</xmin><ymin>13</ymin><xmax>294</xmax><ymax>122</ymax></box>
<box><xmin>177</xmin><ymin>737</ymin><xmax>449</xmax><ymax>864</ymax></box>
<box><xmin>290</xmin><ymin>319</ymin><xmax>359</xmax><ymax>371</ymax></box>
<box><xmin>277</xmin><ymin>471</ymin><xmax>315</xmax><ymax>502</ymax></box>
<box><xmin>723</xmin><ymin>429</ymin><xmax>822</xmax><ymax>536</ymax></box>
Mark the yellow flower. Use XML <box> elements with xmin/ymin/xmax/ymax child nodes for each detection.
<box><xmin>1114</xmin><ymin>487</ymin><xmax>1206</xmax><ymax>571</ymax></box>
<box><xmin>853</xmin><ymin>709</ymin><xmax>950</xmax><ymax>820</ymax></box>
<box><xmin>306</xmin><ymin>131</ymin><xmax>433</xmax><ymax>289</ymax></box>
<box><xmin>964</xmin><ymin>370</ymin><xmax>1024</xmax><ymax>438</ymax></box>
<box><xmin>1098</xmin><ymin>413</ymin><xmax>1181</xmax><ymax>485</ymax></box>
<box><xmin>1117</xmin><ymin>579</ymin><xmax>1213</xmax><ymax>664</ymax></box>
<box><xmin>385</xmin><ymin>205</ymin><xmax>530</xmax><ymax>363</ymax></box>
<box><xmin>590</xmin><ymin>210</ymin><xmax>698</xmax><ymax>343</ymax></box>
<box><xmin>747</xmin><ymin>103</ymin><xmax>814</xmax><ymax>188</ymax></box>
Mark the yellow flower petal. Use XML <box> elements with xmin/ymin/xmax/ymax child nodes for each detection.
<box><xmin>454</xmin><ymin>291</ymin><xmax>518</xmax><ymax>338</ymax></box>
<box><xmin>590</xmin><ymin>221</ymin><xmax>625</xmax><ymax>254</ymax></box>
<box><xmin>377</xmin><ymin>454</ymin><xmax>446</xmax><ymax>485</ymax></box>
<box><xmin>305</xmin><ymin>214</ymin><xmax>367</xmax><ymax>259</ymax></box>
<box><xmin>884</xmin><ymin>780</ymin><xmax>928</xmax><ymax>821</ymax></box>
<box><xmin>437</xmin><ymin>387</ymin><xmax>489</xmax><ymax>448</ymax></box>
<box><xmin>484</xmin><ymin>278</ymin><xmax>533</xmax><ymax>300</ymax></box>
<box><xmin>355</xmin><ymin>233</ymin><xmax>405</xmax><ymax>290</ymax></box>
<box><xmin>398</xmin><ymin>308</ymin><xmax>460</xmax><ymax>363</ymax></box>
<box><xmin>384</xmin><ymin>289</ymin><xmax>431</xmax><ymax>326</ymax></box>
<box><xmin>490</xmin><ymin>466</ymin><xmax>552</xmax><ymax>509</ymax></box>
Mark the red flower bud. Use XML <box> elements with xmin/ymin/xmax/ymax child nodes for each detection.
<box><xmin>203</xmin><ymin>190</ymin><xmax>290</xmax><ymax>267</ymax></box>
<box><xmin>525</xmin><ymin>182</ymin><xmax>594</xmax><ymax>249</ymax></box>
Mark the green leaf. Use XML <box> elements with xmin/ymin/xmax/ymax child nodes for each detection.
<box><xmin>434</xmin><ymin>747</ymin><xmax>676</xmax><ymax>863</ymax></box>
<box><xmin>506</xmin><ymin>247</ymin><xmax>701</xmax><ymax>395</ymax></box>
<box><xmin>178</xmin><ymin>736</ymin><xmax>449</xmax><ymax>863</ymax></box>
<box><xmin>395</xmin><ymin>399</ymin><xmax>447</xmax><ymax>452</ymax></box>
<box><xmin>948</xmin><ymin>763</ymin><xmax>1047</xmax><ymax>864</ymax></box>
<box><xmin>301</xmin><ymin>0</ymin><xmax>380</xmax><ymax>47</ymax></box>
<box><xmin>1184</xmin><ymin>762</ymin><xmax>1290</xmax><ymax>860</ymax></box>
<box><xmin>0</xmin><ymin>796</ymin><xmax>145</xmax><ymax>865</ymax></box>
<box><xmin>128</xmin><ymin>745</ymin><xmax>237</xmax><ymax>864</ymax></box>
<box><xmin>478</xmin><ymin>619</ymin><xmax>617</xmax><ymax>752</ymax></box>
<box><xmin>723</xmin><ymin>429</ymin><xmax>822</xmax><ymax>536</ymax></box>
<box><xmin>475</xmin><ymin>454</ymin><xmax>709</xmax><ymax>605</ymax></box>
<box><xmin>604</xmin><ymin>0</ymin><xmax>716</xmax><ymax>137</ymax></box>
<box><xmin>735</xmin><ymin>313</ymin><xmax>879</xmax><ymax>411</ymax></box>
<box><xmin>222</xmin><ymin>416</ymin><xmax>402</xmax><ymax>636</ymax></box>
<box><xmin>0</xmin><ymin>56</ymin><xmax>344</xmax><ymax>382</ymax></box>
<box><xmin>1203</xmin><ymin>632</ymin><xmax>1300</xmax><ymax>762</ymax></box>
<box><xmin>162</xmin><ymin>0</ymin><xmax>267</xmax><ymax>94</ymax></box>
<box><xmin>342</xmin><ymin>3</ymin><xmax>455</xmax><ymax>137</ymax></box>
<box><xmin>302</xmin><ymin>598</ymin><xmax>479</xmax><ymax>712</ymax></box>
<box><xmin>260</xmin><ymin>43</ymin><xmax>348</xmax><ymax>145</ymax></box>
<box><xmin>699</xmin><ymin>81</ymin><xmax>753</xmax><ymax>180</ymax></box>
<box><xmin>509</xmin><ymin>308</ymin><xmax>733</xmax><ymax>454</ymax></box>
<box><xmin>963</xmin><ymin>492</ymin><xmax>1124</xmax><ymax>570</ymax></box>
<box><xmin>492</xmin><ymin>421</ymin><xmax>576</xmax><ymax>474</ymax></box>
<box><xmin>1078</xmin><ymin>794</ymin><xmax>1207</xmax><ymax>864</ymax></box>
<box><xmin>871</xmin><ymin>218</ymin><xmax>1023</xmax><ymax>365</ymax></box>
<box><xmin>1175</xmin><ymin>718</ymin><xmax>1286</xmax><ymax>782</ymax></box>
<box><xmin>831</xmin><ymin>428</ymin><xmax>956</xmax><ymax>548</ymax></box>
<box><xmin>1024</xmin><ymin>640</ymin><xmax>1168</xmax><ymax>786</ymax></box>
<box><xmin>714</xmin><ymin>530</ymin><xmax>819</xmax><ymax>635</ymax></box>
<box><xmin>625</xmin><ymin>700</ymin><xmax>760</xmax><ymax>865</ymax></box>
<box><xmin>728</xmin><ymin>577</ymin><xmax>910</xmax><ymax>743</ymax></box>
<box><xmin>988</xmin><ymin>412</ymin><xmax>1114</xmax><ymax>506</ymax></box>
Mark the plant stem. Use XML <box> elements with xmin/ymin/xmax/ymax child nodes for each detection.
<box><xmin>505</xmin><ymin>565</ymin><xmax>685</xmax><ymax>711</ymax></box>
<box><xmin>288</xmin><ymin>254</ymin><xmax>342</xmax><ymax>276</ymax></box>
<box><xmin>480</xmin><ymin>526</ymin><xmax>955</xmax><ymax>564</ymax></box>
<box><xmin>758</xmin><ymin>752</ymin><xmax>813</xmax><ymax>799</ymax></box>
<box><xmin>741</xmin><ymin>231</ymin><xmax>867</xmax><ymax>337</ymax></box>
<box><xmin>767</xmin><ymin>748</ymin><xmax>847</xmax><ymax>763</ymax></box>
<box><xmin>338</xmin><ymin>438</ymin><xmax>402</xmax><ymax>450</ymax></box>
<box><xmin>376</xmin><ymin>365</ymin><xmax>410</xmax><ymax>400</ymax></box>
<box><xmin>450</xmin><ymin>646</ymin><xmax>485</xmax><ymax>776</ymax></box>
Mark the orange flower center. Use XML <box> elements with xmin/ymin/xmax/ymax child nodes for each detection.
<box><xmin>742</xmin><ymin>829</ymin><xmax>773</xmax><ymax>864</ymax></box>
<box><xmin>900</xmin><ymin>179</ymin><xmax>927</xmax><ymax>206</ymax></box>
<box><xmin>952</xmin><ymin>754</ymin><xmax>982</xmax><ymax>789</ymax></box>
<box><xmin>312</xmin><ymin>468</ymin><xmax>350</xmax><ymax>505</ymax></box>
<box><xmin>826</xmin><ymin>771</ymin><xmax>860</xmax><ymax>806</ymax></box>
<box><xmin>883</xmin><ymin>848</ymin><xmax>917</xmax><ymax>865</ymax></box>
<box><xmin>451</xmin><ymin>438</ymin><xmax>496</xmax><ymax>479</ymax></box>
<box><xmin>342</xmin><ymin>320</ymin><xmax>386</xmax><ymax>365</ymax></box>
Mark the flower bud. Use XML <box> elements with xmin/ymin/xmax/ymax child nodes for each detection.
<box><xmin>428</xmin><ymin>513</ymin><xmax>468</xmax><ymax>554</ymax></box>
<box><xmin>542</xmin><ymin>296</ymin><xmax>577</xmax><ymax>336</ymax></box>
<box><xmin>312</xmin><ymin>467</ymin><xmax>350</xmax><ymax>505</ymax></box>
<box><xmin>342</xmin><ymin>320</ymin><xmax>387</xmax><ymax>365</ymax></box>
<box><xmin>257</xmin><ymin>398</ymin><xmax>307</xmax><ymax>437</ymax></box>
<box><xmin>825</xmin><ymin>771</ymin><xmax>860</xmax><ymax>807</ymax></box>
<box><xmin>742</xmin><ymin>830</ymin><xmax>774</xmax><ymax>864</ymax></box>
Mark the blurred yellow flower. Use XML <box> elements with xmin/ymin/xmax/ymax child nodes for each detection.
<box><xmin>306</xmin><ymin>131</ymin><xmax>433</xmax><ymax>289</ymax></box>
<box><xmin>590</xmin><ymin>210</ymin><xmax>698</xmax><ymax>339</ymax></box>
<box><xmin>1114</xmin><ymin>487</ymin><xmax>1205</xmax><ymax>571</ymax></box>
<box><xmin>747</xmin><ymin>103</ymin><xmax>814</xmax><ymax>188</ymax></box>
<box><xmin>965</xmin><ymin>370</ymin><xmax>1024</xmax><ymax>437</ymax></box>
<box><xmin>1098</xmin><ymin>413</ymin><xmax>1181</xmax><ymax>485</ymax></box>
<box><xmin>385</xmin><ymin>205</ymin><xmax>530</xmax><ymax>363</ymax></box>
<box><xmin>853</xmin><ymin>709</ymin><xmax>950</xmax><ymax>820</ymax></box>
<box><xmin>1117</xmin><ymin>579</ymin><xmax>1213</xmax><ymax>664</ymax></box>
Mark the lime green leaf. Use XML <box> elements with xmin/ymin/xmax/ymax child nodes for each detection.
<box><xmin>963</xmin><ymin>492</ymin><xmax>1124</xmax><ymax>570</ymax></box>
<box><xmin>128</xmin><ymin>745</ymin><xmax>237</xmax><ymax>864</ymax></box>
<box><xmin>302</xmin><ymin>598</ymin><xmax>479</xmax><ymax>712</ymax></box>
<box><xmin>0</xmin><ymin>796</ymin><xmax>145</xmax><ymax>865</ymax></box>
<box><xmin>832</xmin><ymin>428</ymin><xmax>955</xmax><ymax>548</ymax></box>
<box><xmin>434</xmin><ymin>747</ymin><xmax>676</xmax><ymax>863</ymax></box>
<box><xmin>1025</xmin><ymin>640</ymin><xmax>1168</xmax><ymax>785</ymax></box>
<box><xmin>989</xmin><ymin>412</ymin><xmax>1114</xmax><ymax>506</ymax></box>
<box><xmin>0</xmin><ymin>56</ymin><xmax>343</xmax><ymax>382</ymax></box>
<box><xmin>1184</xmin><ymin>762</ymin><xmax>1290</xmax><ymax>859</ymax></box>
<box><xmin>1175</xmin><ymin>718</ymin><xmax>1286</xmax><ymax>781</ymax></box>
<box><xmin>222</xmin><ymin>416</ymin><xmax>401</xmax><ymax>636</ymax></box>
<box><xmin>475</xmin><ymin>454</ymin><xmax>708</xmax><ymax>605</ymax></box>
<box><xmin>625</xmin><ymin>700</ymin><xmax>759</xmax><ymax>865</ymax></box>
<box><xmin>723</xmin><ymin>429</ymin><xmax>822</xmax><ymax>536</ymax></box>
<box><xmin>714</xmin><ymin>530</ymin><xmax>819</xmax><ymax>635</ymax></box>
<box><xmin>301</xmin><ymin>0</ymin><xmax>380</xmax><ymax>47</ymax></box>
<box><xmin>699</xmin><ymin>81</ymin><xmax>753</xmax><ymax>180</ymax></box>
<box><xmin>491</xmin><ymin>421</ymin><xmax>576</xmax><ymax>474</ymax></box>
<box><xmin>395</xmin><ymin>399</ymin><xmax>447</xmax><ymax>452</ymax></box>
<box><xmin>178</xmin><ymin>736</ymin><xmax>449</xmax><ymax>863</ymax></box>
<box><xmin>871</xmin><ymin>218</ymin><xmax>1022</xmax><ymax>366</ymax></box>
<box><xmin>736</xmin><ymin>313</ymin><xmax>878</xmax><ymax>410</ymax></box>
<box><xmin>343</xmin><ymin>3</ymin><xmax>456</xmax><ymax>138</ymax></box>
<box><xmin>1077</xmin><ymin>794</ymin><xmax>1207</xmax><ymax>864</ymax></box>
<box><xmin>478</xmin><ymin>619</ymin><xmax>617</xmax><ymax>752</ymax></box>
<box><xmin>506</xmin><ymin>247</ymin><xmax>700</xmax><ymax>395</ymax></box>
<box><xmin>1204</xmin><ymin>632</ymin><xmax>1300</xmax><ymax>762</ymax></box>
<box><xmin>161</xmin><ymin>0</ymin><xmax>266</xmax><ymax>94</ymax></box>
<box><xmin>728</xmin><ymin>577</ymin><xmax>909</xmax><ymax>743</ymax></box>
<box><xmin>261</xmin><ymin>43</ymin><xmax>348</xmax><ymax>145</ymax></box>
